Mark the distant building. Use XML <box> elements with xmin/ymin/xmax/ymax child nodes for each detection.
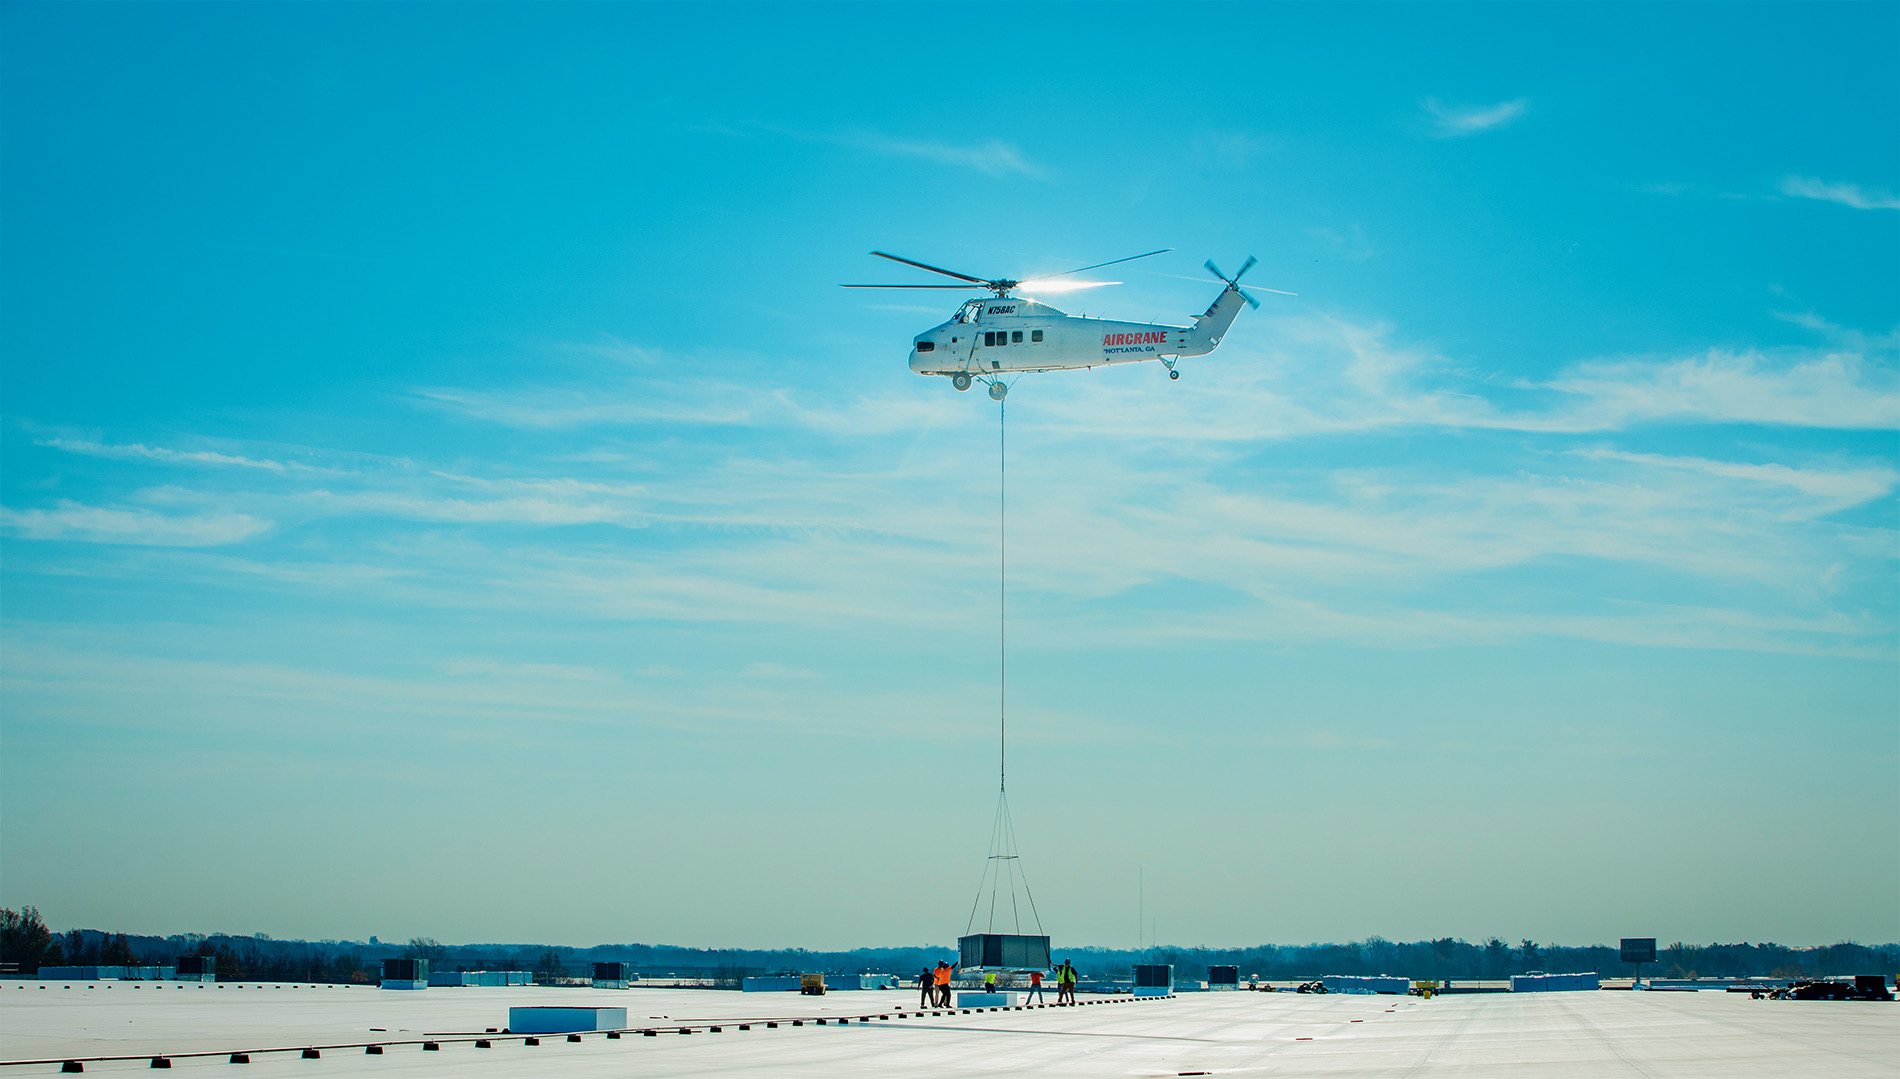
<box><xmin>37</xmin><ymin>966</ymin><xmax>176</xmax><ymax>982</ymax></box>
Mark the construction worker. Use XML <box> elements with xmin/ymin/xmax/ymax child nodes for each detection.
<box><xmin>984</xmin><ymin>969</ymin><xmax>998</xmax><ymax>992</ymax></box>
<box><xmin>1028</xmin><ymin>968</ymin><xmax>1045</xmax><ymax>1003</ymax></box>
<box><xmin>1057</xmin><ymin>959</ymin><xmax>1077</xmax><ymax>1004</ymax></box>
<box><xmin>933</xmin><ymin>961</ymin><xmax>952</xmax><ymax>1007</ymax></box>
<box><xmin>918</xmin><ymin>968</ymin><xmax>933</xmax><ymax>1008</ymax></box>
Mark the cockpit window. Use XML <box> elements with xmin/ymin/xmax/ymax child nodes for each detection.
<box><xmin>915</xmin><ymin>340</ymin><xmax>935</xmax><ymax>352</ymax></box>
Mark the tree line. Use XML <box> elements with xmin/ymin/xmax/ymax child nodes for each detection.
<box><xmin>3</xmin><ymin>908</ymin><xmax>1893</xmax><ymax>983</ymax></box>
<box><xmin>1079</xmin><ymin>937</ymin><xmax>1900</xmax><ymax>982</ymax></box>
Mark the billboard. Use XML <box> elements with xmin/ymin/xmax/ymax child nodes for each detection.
<box><xmin>1619</xmin><ymin>938</ymin><xmax>1656</xmax><ymax>964</ymax></box>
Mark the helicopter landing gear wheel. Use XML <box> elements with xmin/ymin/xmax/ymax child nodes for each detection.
<box><xmin>952</xmin><ymin>373</ymin><xmax>972</xmax><ymax>391</ymax></box>
<box><xmin>1169</xmin><ymin>369</ymin><xmax>1180</xmax><ymax>380</ymax></box>
<box><xmin>988</xmin><ymin>380</ymin><xmax>1008</xmax><ymax>401</ymax></box>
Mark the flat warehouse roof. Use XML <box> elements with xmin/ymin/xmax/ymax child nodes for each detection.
<box><xmin>2</xmin><ymin>983</ymin><xmax>1894</xmax><ymax>1077</ymax></box>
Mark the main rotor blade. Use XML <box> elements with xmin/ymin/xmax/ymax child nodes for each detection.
<box><xmin>840</xmin><ymin>283</ymin><xmax>984</xmax><ymax>289</ymax></box>
<box><xmin>869</xmin><ymin>251</ymin><xmax>989</xmax><ymax>284</ymax></box>
<box><xmin>1150</xmin><ymin>270</ymin><xmax>1298</xmax><ymax>295</ymax></box>
<box><xmin>1045</xmin><ymin>248</ymin><xmax>1172</xmax><ymax>278</ymax></box>
<box><xmin>1016</xmin><ymin>279</ymin><xmax>1118</xmax><ymax>293</ymax></box>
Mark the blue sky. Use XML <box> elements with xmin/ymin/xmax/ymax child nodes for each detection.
<box><xmin>2</xmin><ymin>2</ymin><xmax>1895</xmax><ymax>950</ymax></box>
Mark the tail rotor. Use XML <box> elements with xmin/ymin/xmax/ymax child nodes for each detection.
<box><xmin>1205</xmin><ymin>256</ymin><xmax>1264</xmax><ymax>310</ymax></box>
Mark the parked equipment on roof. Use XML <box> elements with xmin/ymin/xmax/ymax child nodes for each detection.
<box><xmin>1767</xmin><ymin>977</ymin><xmax>1893</xmax><ymax>1001</ymax></box>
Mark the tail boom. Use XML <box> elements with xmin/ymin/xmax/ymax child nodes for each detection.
<box><xmin>1177</xmin><ymin>283</ymin><xmax>1246</xmax><ymax>356</ymax></box>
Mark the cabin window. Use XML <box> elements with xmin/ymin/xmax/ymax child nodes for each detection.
<box><xmin>1011</xmin><ymin>331</ymin><xmax>1023</xmax><ymax>343</ymax></box>
<box><xmin>1031</xmin><ymin>330</ymin><xmax>1043</xmax><ymax>342</ymax></box>
<box><xmin>915</xmin><ymin>341</ymin><xmax>934</xmax><ymax>352</ymax></box>
<box><xmin>983</xmin><ymin>332</ymin><xmax>995</xmax><ymax>346</ymax></box>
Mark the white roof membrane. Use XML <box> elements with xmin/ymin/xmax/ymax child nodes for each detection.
<box><xmin>3</xmin><ymin>982</ymin><xmax>1895</xmax><ymax>1077</ymax></box>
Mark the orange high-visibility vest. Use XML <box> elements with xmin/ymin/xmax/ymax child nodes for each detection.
<box><xmin>934</xmin><ymin>967</ymin><xmax>951</xmax><ymax>985</ymax></box>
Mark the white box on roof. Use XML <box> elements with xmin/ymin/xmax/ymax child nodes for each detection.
<box><xmin>508</xmin><ymin>1006</ymin><xmax>628</xmax><ymax>1034</ymax></box>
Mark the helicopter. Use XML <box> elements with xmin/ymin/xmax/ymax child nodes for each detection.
<box><xmin>843</xmin><ymin>249</ymin><xmax>1282</xmax><ymax>398</ymax></box>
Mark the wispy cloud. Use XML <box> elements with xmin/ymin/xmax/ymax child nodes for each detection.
<box><xmin>11</xmin><ymin>309</ymin><xmax>1893</xmax><ymax>659</ymax></box>
<box><xmin>1425</xmin><ymin>97</ymin><xmax>1529</xmax><ymax>137</ymax></box>
<box><xmin>0</xmin><ymin>501</ymin><xmax>270</xmax><ymax>545</ymax></box>
<box><xmin>1541</xmin><ymin>349</ymin><xmax>1899</xmax><ymax>431</ymax></box>
<box><xmin>705</xmin><ymin>120</ymin><xmax>1043</xmax><ymax>178</ymax></box>
<box><xmin>840</xmin><ymin>131</ymin><xmax>1041</xmax><ymax>178</ymax></box>
<box><xmin>39</xmin><ymin>438</ymin><xmax>334</xmax><ymax>474</ymax></box>
<box><xmin>290</xmin><ymin>488</ymin><xmax>650</xmax><ymax>528</ymax></box>
<box><xmin>1309</xmin><ymin>224</ymin><xmax>1379</xmax><ymax>262</ymax></box>
<box><xmin>1022</xmin><ymin>314</ymin><xmax>1899</xmax><ymax>441</ymax></box>
<box><xmin>413</xmin><ymin>300</ymin><xmax>1900</xmax><ymax>446</ymax></box>
<box><xmin>413</xmin><ymin>384</ymin><xmax>770</xmax><ymax>429</ymax></box>
<box><xmin>742</xmin><ymin>662</ymin><xmax>819</xmax><ymax>680</ymax></box>
<box><xmin>1570</xmin><ymin>449</ymin><xmax>1897</xmax><ymax>513</ymax></box>
<box><xmin>1779</xmin><ymin>176</ymin><xmax>1900</xmax><ymax>211</ymax></box>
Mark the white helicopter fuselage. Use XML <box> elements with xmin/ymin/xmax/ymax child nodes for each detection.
<box><xmin>908</xmin><ymin>281</ymin><xmax>1249</xmax><ymax>382</ymax></box>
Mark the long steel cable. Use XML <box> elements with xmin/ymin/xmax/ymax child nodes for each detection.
<box><xmin>963</xmin><ymin>391</ymin><xmax>1044</xmax><ymax>940</ymax></box>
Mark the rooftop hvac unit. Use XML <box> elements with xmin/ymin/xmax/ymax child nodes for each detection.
<box><xmin>1208</xmin><ymin>965</ymin><xmax>1239</xmax><ymax>987</ymax></box>
<box><xmin>1322</xmin><ymin>974</ymin><xmax>1409</xmax><ymax>994</ymax></box>
<box><xmin>957</xmin><ymin>934</ymin><xmax>1051</xmax><ymax>971</ymax></box>
<box><xmin>592</xmin><ymin>962</ymin><xmax>632</xmax><ymax>989</ymax></box>
<box><xmin>380</xmin><ymin>958</ymin><xmax>428</xmax><ymax>989</ymax></box>
<box><xmin>1134</xmin><ymin>964</ymin><xmax>1173</xmax><ymax>996</ymax></box>
<box><xmin>1511</xmin><ymin>972</ymin><xmax>1600</xmax><ymax>993</ymax></box>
